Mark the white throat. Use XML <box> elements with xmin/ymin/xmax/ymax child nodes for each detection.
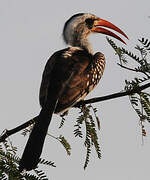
<box><xmin>63</xmin><ymin>15</ymin><xmax>94</xmax><ymax>54</ymax></box>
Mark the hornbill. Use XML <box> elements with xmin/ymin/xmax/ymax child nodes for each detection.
<box><xmin>19</xmin><ymin>13</ymin><xmax>128</xmax><ymax>171</ymax></box>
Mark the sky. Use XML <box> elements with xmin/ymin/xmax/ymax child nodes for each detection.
<box><xmin>0</xmin><ymin>0</ymin><xmax>150</xmax><ymax>179</ymax></box>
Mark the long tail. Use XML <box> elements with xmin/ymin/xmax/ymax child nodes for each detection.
<box><xmin>19</xmin><ymin>58</ymin><xmax>74</xmax><ymax>171</ymax></box>
<box><xmin>19</xmin><ymin>97</ymin><xmax>57</xmax><ymax>171</ymax></box>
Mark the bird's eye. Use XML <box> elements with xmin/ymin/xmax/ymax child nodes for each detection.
<box><xmin>85</xmin><ymin>18</ymin><xmax>94</xmax><ymax>29</ymax></box>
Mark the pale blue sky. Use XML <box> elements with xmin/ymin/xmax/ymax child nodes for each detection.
<box><xmin>0</xmin><ymin>0</ymin><xmax>150</xmax><ymax>179</ymax></box>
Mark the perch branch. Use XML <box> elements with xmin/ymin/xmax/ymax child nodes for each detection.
<box><xmin>0</xmin><ymin>82</ymin><xmax>150</xmax><ymax>143</ymax></box>
<box><xmin>75</xmin><ymin>82</ymin><xmax>150</xmax><ymax>107</ymax></box>
<box><xmin>0</xmin><ymin>116</ymin><xmax>38</xmax><ymax>143</ymax></box>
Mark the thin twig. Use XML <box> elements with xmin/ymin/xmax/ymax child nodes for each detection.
<box><xmin>47</xmin><ymin>133</ymin><xmax>59</xmax><ymax>140</ymax></box>
<box><xmin>117</xmin><ymin>63</ymin><xmax>150</xmax><ymax>79</ymax></box>
<box><xmin>117</xmin><ymin>63</ymin><xmax>139</xmax><ymax>72</ymax></box>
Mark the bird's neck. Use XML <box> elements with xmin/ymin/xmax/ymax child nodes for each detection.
<box><xmin>71</xmin><ymin>35</ymin><xmax>94</xmax><ymax>54</ymax></box>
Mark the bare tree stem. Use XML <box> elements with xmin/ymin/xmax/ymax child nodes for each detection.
<box><xmin>117</xmin><ymin>63</ymin><xmax>138</xmax><ymax>72</ymax></box>
<box><xmin>0</xmin><ymin>116</ymin><xmax>38</xmax><ymax>143</ymax></box>
<box><xmin>0</xmin><ymin>82</ymin><xmax>150</xmax><ymax>143</ymax></box>
<box><xmin>75</xmin><ymin>82</ymin><xmax>150</xmax><ymax>107</ymax></box>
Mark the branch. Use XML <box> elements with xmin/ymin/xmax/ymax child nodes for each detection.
<box><xmin>74</xmin><ymin>82</ymin><xmax>150</xmax><ymax>106</ymax></box>
<box><xmin>117</xmin><ymin>63</ymin><xmax>139</xmax><ymax>72</ymax></box>
<box><xmin>0</xmin><ymin>116</ymin><xmax>38</xmax><ymax>143</ymax></box>
<box><xmin>117</xmin><ymin>63</ymin><xmax>150</xmax><ymax>78</ymax></box>
<box><xmin>0</xmin><ymin>82</ymin><xmax>150</xmax><ymax>143</ymax></box>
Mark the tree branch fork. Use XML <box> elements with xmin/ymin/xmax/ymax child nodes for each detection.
<box><xmin>0</xmin><ymin>82</ymin><xmax>150</xmax><ymax>143</ymax></box>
